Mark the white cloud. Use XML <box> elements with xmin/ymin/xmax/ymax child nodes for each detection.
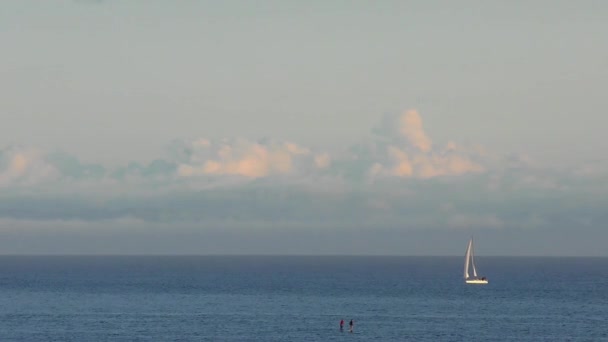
<box><xmin>174</xmin><ymin>138</ymin><xmax>326</xmax><ymax>179</ymax></box>
<box><xmin>0</xmin><ymin>146</ymin><xmax>60</xmax><ymax>187</ymax></box>
<box><xmin>2</xmin><ymin>110</ymin><xmax>605</xmax><ymax>193</ymax></box>
<box><xmin>364</xmin><ymin>110</ymin><xmax>485</xmax><ymax>179</ymax></box>
<box><xmin>398</xmin><ymin>110</ymin><xmax>433</xmax><ymax>152</ymax></box>
<box><xmin>1</xmin><ymin>111</ymin><xmax>608</xmax><ymax>256</ymax></box>
<box><xmin>314</xmin><ymin>153</ymin><xmax>331</xmax><ymax>169</ymax></box>
<box><xmin>386</xmin><ymin>145</ymin><xmax>414</xmax><ymax>176</ymax></box>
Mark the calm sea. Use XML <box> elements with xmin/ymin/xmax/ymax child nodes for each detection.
<box><xmin>0</xmin><ymin>256</ymin><xmax>607</xmax><ymax>341</ymax></box>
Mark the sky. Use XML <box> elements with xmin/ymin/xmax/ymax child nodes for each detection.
<box><xmin>1</xmin><ymin>1</ymin><xmax>607</xmax><ymax>255</ymax></box>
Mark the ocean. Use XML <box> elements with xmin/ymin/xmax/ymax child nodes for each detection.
<box><xmin>0</xmin><ymin>256</ymin><xmax>607</xmax><ymax>341</ymax></box>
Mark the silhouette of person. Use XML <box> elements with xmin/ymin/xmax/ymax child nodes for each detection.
<box><xmin>340</xmin><ymin>319</ymin><xmax>344</xmax><ymax>331</ymax></box>
<box><xmin>349</xmin><ymin>319</ymin><xmax>354</xmax><ymax>332</ymax></box>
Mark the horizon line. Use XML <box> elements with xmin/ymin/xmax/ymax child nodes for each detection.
<box><xmin>0</xmin><ymin>254</ymin><xmax>605</xmax><ymax>258</ymax></box>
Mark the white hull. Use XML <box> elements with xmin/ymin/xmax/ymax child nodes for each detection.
<box><xmin>465</xmin><ymin>279</ymin><xmax>488</xmax><ymax>284</ymax></box>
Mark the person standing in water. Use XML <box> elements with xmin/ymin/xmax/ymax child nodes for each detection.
<box><xmin>339</xmin><ymin>319</ymin><xmax>344</xmax><ymax>331</ymax></box>
<box><xmin>349</xmin><ymin>319</ymin><xmax>354</xmax><ymax>332</ymax></box>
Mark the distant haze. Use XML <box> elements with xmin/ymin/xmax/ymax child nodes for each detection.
<box><xmin>1</xmin><ymin>1</ymin><xmax>607</xmax><ymax>256</ymax></box>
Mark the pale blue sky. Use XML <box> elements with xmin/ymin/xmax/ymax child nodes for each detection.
<box><xmin>2</xmin><ymin>1</ymin><xmax>606</xmax><ymax>164</ymax></box>
<box><xmin>1</xmin><ymin>1</ymin><xmax>607</xmax><ymax>255</ymax></box>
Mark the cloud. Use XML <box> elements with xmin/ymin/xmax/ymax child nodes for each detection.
<box><xmin>2</xmin><ymin>173</ymin><xmax>605</xmax><ymax>237</ymax></box>
<box><xmin>174</xmin><ymin>138</ymin><xmax>328</xmax><ymax>179</ymax></box>
<box><xmin>0</xmin><ymin>146</ymin><xmax>60</xmax><ymax>187</ymax></box>
<box><xmin>111</xmin><ymin>159</ymin><xmax>177</xmax><ymax>180</ymax></box>
<box><xmin>398</xmin><ymin>110</ymin><xmax>433</xmax><ymax>152</ymax></box>
<box><xmin>0</xmin><ymin>145</ymin><xmax>607</xmax><ymax>250</ymax></box>
<box><xmin>46</xmin><ymin>152</ymin><xmax>106</xmax><ymax>180</ymax></box>
<box><xmin>1</xmin><ymin>111</ymin><xmax>607</xmax><ymax>255</ymax></box>
<box><xmin>361</xmin><ymin>110</ymin><xmax>485</xmax><ymax>179</ymax></box>
<box><xmin>1</xmin><ymin>109</ymin><xmax>605</xmax><ymax>196</ymax></box>
<box><xmin>314</xmin><ymin>153</ymin><xmax>331</xmax><ymax>169</ymax></box>
<box><xmin>0</xmin><ymin>110</ymin><xmax>503</xmax><ymax>189</ymax></box>
<box><xmin>386</xmin><ymin>146</ymin><xmax>414</xmax><ymax>176</ymax></box>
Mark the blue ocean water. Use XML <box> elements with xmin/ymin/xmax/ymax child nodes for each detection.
<box><xmin>0</xmin><ymin>256</ymin><xmax>607</xmax><ymax>341</ymax></box>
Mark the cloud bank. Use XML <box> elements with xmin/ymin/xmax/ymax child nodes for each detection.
<box><xmin>1</xmin><ymin>109</ymin><xmax>606</xmax><ymax>255</ymax></box>
<box><xmin>0</xmin><ymin>110</ymin><xmax>488</xmax><ymax>189</ymax></box>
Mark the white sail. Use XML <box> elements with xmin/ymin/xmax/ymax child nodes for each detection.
<box><xmin>470</xmin><ymin>238</ymin><xmax>478</xmax><ymax>277</ymax></box>
<box><xmin>463</xmin><ymin>238</ymin><xmax>472</xmax><ymax>279</ymax></box>
<box><xmin>464</xmin><ymin>236</ymin><xmax>488</xmax><ymax>284</ymax></box>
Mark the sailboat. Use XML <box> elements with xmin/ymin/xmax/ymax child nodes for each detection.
<box><xmin>464</xmin><ymin>237</ymin><xmax>488</xmax><ymax>284</ymax></box>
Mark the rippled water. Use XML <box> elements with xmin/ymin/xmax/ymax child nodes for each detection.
<box><xmin>1</xmin><ymin>256</ymin><xmax>607</xmax><ymax>341</ymax></box>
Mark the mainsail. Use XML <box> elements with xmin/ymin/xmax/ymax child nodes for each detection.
<box><xmin>464</xmin><ymin>236</ymin><xmax>488</xmax><ymax>284</ymax></box>
<box><xmin>464</xmin><ymin>237</ymin><xmax>478</xmax><ymax>279</ymax></box>
<box><xmin>464</xmin><ymin>238</ymin><xmax>472</xmax><ymax>279</ymax></box>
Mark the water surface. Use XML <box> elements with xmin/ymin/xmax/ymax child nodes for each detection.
<box><xmin>1</xmin><ymin>256</ymin><xmax>607</xmax><ymax>341</ymax></box>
